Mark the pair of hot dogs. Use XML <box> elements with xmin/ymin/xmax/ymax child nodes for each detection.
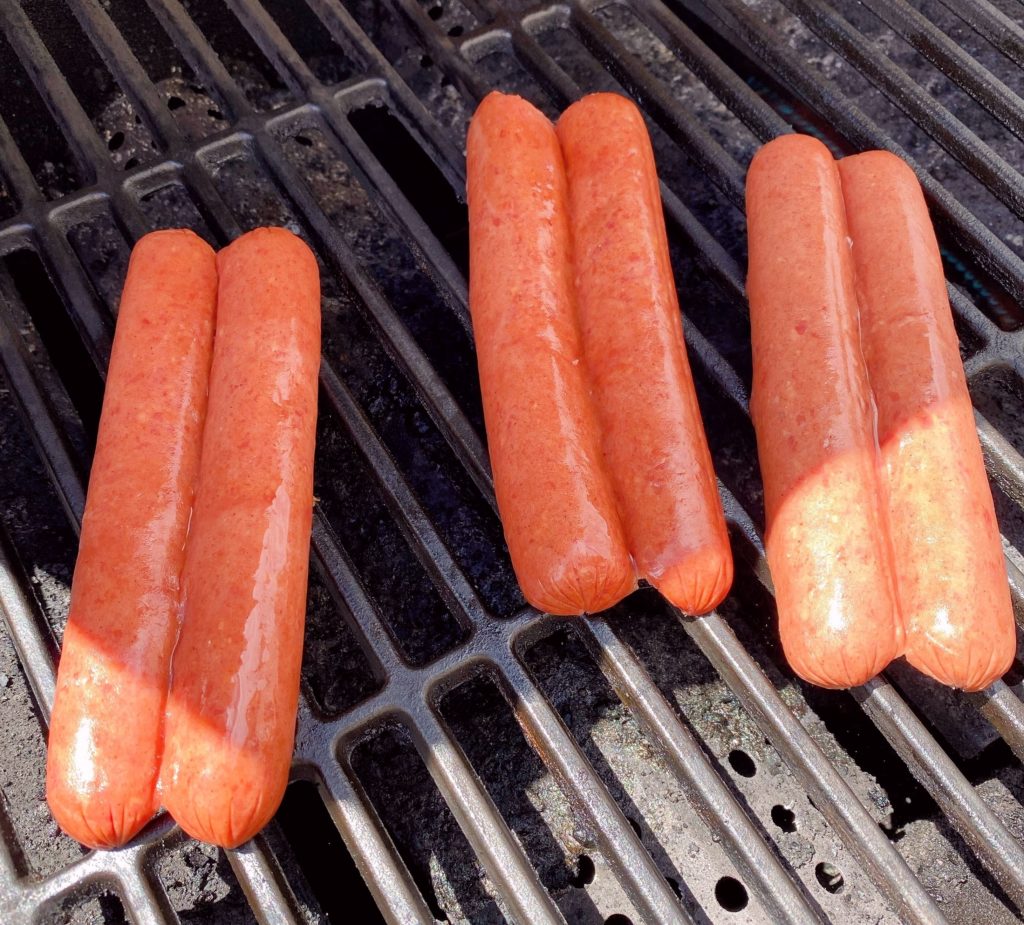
<box><xmin>748</xmin><ymin>135</ymin><xmax>1016</xmax><ymax>691</ymax></box>
<box><xmin>47</xmin><ymin>227</ymin><xmax>321</xmax><ymax>849</ymax></box>
<box><xmin>467</xmin><ymin>91</ymin><xmax>733</xmax><ymax>618</ymax></box>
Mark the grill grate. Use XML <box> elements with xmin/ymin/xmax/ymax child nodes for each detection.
<box><xmin>0</xmin><ymin>1</ymin><xmax>1023</xmax><ymax>923</ymax></box>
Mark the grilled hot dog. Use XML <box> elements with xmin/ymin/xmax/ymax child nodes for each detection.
<box><xmin>746</xmin><ymin>135</ymin><xmax>904</xmax><ymax>689</ymax></box>
<box><xmin>557</xmin><ymin>93</ymin><xmax>732</xmax><ymax>615</ymax></box>
<box><xmin>47</xmin><ymin>230</ymin><xmax>217</xmax><ymax>848</ymax></box>
<box><xmin>840</xmin><ymin>151</ymin><xmax>1015</xmax><ymax>691</ymax></box>
<box><xmin>467</xmin><ymin>91</ymin><xmax>635</xmax><ymax>615</ymax></box>
<box><xmin>159</xmin><ymin>227</ymin><xmax>320</xmax><ymax>848</ymax></box>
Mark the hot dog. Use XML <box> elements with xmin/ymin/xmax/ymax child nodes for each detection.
<box><xmin>467</xmin><ymin>91</ymin><xmax>636</xmax><ymax>615</ymax></box>
<box><xmin>746</xmin><ymin>135</ymin><xmax>904</xmax><ymax>689</ymax></box>
<box><xmin>46</xmin><ymin>230</ymin><xmax>217</xmax><ymax>848</ymax></box>
<box><xmin>159</xmin><ymin>227</ymin><xmax>320</xmax><ymax>848</ymax></box>
<box><xmin>839</xmin><ymin>151</ymin><xmax>1016</xmax><ymax>691</ymax></box>
<box><xmin>557</xmin><ymin>93</ymin><xmax>733</xmax><ymax>615</ymax></box>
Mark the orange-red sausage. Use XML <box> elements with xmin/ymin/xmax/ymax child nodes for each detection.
<box><xmin>467</xmin><ymin>91</ymin><xmax>636</xmax><ymax>614</ymax></box>
<box><xmin>159</xmin><ymin>227</ymin><xmax>320</xmax><ymax>847</ymax></box>
<box><xmin>746</xmin><ymin>135</ymin><xmax>904</xmax><ymax>689</ymax></box>
<box><xmin>557</xmin><ymin>93</ymin><xmax>732</xmax><ymax>615</ymax></box>
<box><xmin>840</xmin><ymin>151</ymin><xmax>1015</xmax><ymax>691</ymax></box>
<box><xmin>46</xmin><ymin>230</ymin><xmax>217</xmax><ymax>848</ymax></box>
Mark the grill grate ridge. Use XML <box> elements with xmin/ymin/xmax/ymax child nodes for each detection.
<box><xmin>0</xmin><ymin>1</ymin><xmax>1021</xmax><ymax>923</ymax></box>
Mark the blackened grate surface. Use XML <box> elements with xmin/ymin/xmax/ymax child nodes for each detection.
<box><xmin>0</xmin><ymin>0</ymin><xmax>1023</xmax><ymax>923</ymax></box>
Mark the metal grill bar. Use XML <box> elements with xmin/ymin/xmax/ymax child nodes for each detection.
<box><xmin>778</xmin><ymin>0</ymin><xmax>1024</xmax><ymax>216</ymax></box>
<box><xmin>250</xmin><ymin>128</ymin><xmax>492</xmax><ymax>497</ymax></box>
<box><xmin>635</xmin><ymin>0</ymin><xmax>788</xmax><ymax>141</ymax></box>
<box><xmin>205</xmin><ymin>0</ymin><xmax>1024</xmax><ymax>913</ymax></box>
<box><xmin>139</xmin><ymin>0</ymin><xmax>252</xmax><ymax>119</ymax></box>
<box><xmin>0</xmin><ymin>1</ymin><xmax>1022</xmax><ymax>924</ymax></box>
<box><xmin>231</xmin><ymin>0</ymin><xmax>475</xmax><ymax>318</ymax></box>
<box><xmin>303</xmin><ymin>0</ymin><xmax>469</xmax><ymax>191</ymax></box>
<box><xmin>573</xmin><ymin>8</ymin><xmax>747</xmax><ymax>205</ymax></box>
<box><xmin>861</xmin><ymin>0</ymin><xmax>1024</xmax><ymax>140</ymax></box>
<box><xmin>498</xmin><ymin>653</ymin><xmax>695</xmax><ymax>925</ymax></box>
<box><xmin>0</xmin><ymin>277</ymin><xmax>87</xmax><ymax>522</ymax></box>
<box><xmin>682</xmin><ymin>613</ymin><xmax>946</xmax><ymax>924</ymax></box>
<box><xmin>406</xmin><ymin>708</ymin><xmax>568</xmax><ymax>925</ymax></box>
<box><xmin>933</xmin><ymin>0</ymin><xmax>1024</xmax><ymax>69</ymax></box>
<box><xmin>581</xmin><ymin>617</ymin><xmax>821</xmax><ymax>924</ymax></box>
<box><xmin>0</xmin><ymin>537</ymin><xmax>56</xmax><ymax>725</ymax></box>
<box><xmin>0</xmin><ymin>2</ymin><xmax>111</xmax><ymax>182</ymax></box>
<box><xmin>972</xmin><ymin>681</ymin><xmax>1024</xmax><ymax>763</ymax></box>
<box><xmin>677</xmin><ymin>0</ymin><xmax>1024</xmax><ymax>304</ymax></box>
<box><xmin>228</xmin><ymin>835</ymin><xmax>305</xmax><ymax>925</ymax></box>
<box><xmin>55</xmin><ymin>1</ymin><xmax>243</xmax><ymax>259</ymax></box>
<box><xmin>855</xmin><ymin>678</ymin><xmax>1024</xmax><ymax>910</ymax></box>
<box><xmin>316</xmin><ymin>760</ymin><xmax>436</xmax><ymax>925</ymax></box>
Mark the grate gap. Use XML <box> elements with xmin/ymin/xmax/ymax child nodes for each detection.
<box><xmin>276</xmin><ymin>780</ymin><xmax>385</xmax><ymax>925</ymax></box>
<box><xmin>971</xmin><ymin>366</ymin><xmax>1024</xmax><ymax>461</ymax></box>
<box><xmin>592</xmin><ymin>2</ymin><xmax>760</xmax><ymax>165</ymax></box>
<box><xmin>66</xmin><ymin>210</ymin><xmax>132</xmax><ymax>315</ymax></box>
<box><xmin>273</xmin><ymin>118</ymin><xmax>481</xmax><ymax>428</ymax></box>
<box><xmin>522</xmin><ymin>619</ymin><xmax>762</xmax><ymax>921</ymax></box>
<box><xmin>1</xmin><ymin>249</ymin><xmax>103</xmax><ymax>443</ymax></box>
<box><xmin>302</xmin><ymin>564</ymin><xmax>382</xmax><ymax>716</ymax></box>
<box><xmin>941</xmin><ymin>251</ymin><xmax>1024</xmax><ymax>332</ymax></box>
<box><xmin>102</xmin><ymin>0</ymin><xmax>198</xmax><ymax>86</ymax></box>
<box><xmin>346</xmin><ymin>0</ymin><xmax>474</xmax><ymax>141</ymax></box>
<box><xmin>20</xmin><ymin>0</ymin><xmax>159</xmax><ymax>170</ymax></box>
<box><xmin>530</xmin><ymin>21</ymin><xmax>749</xmax><ymax>269</ymax></box>
<box><xmin>152</xmin><ymin>835</ymin><xmax>259</xmax><ymax>924</ymax></box>
<box><xmin>989</xmin><ymin>481</ymin><xmax>1024</xmax><ymax>563</ymax></box>
<box><xmin>97</xmin><ymin>0</ymin><xmax>225</xmax><ymax>141</ymax></box>
<box><xmin>439</xmin><ymin>670</ymin><xmax>589</xmax><ymax>897</ymax></box>
<box><xmin>0</xmin><ymin>384</ymin><xmax>77</xmax><ymax>642</ymax></box>
<box><xmin>179</xmin><ymin>0</ymin><xmax>292</xmax><ymax>110</ymax></box>
<box><xmin>36</xmin><ymin>880</ymin><xmax>129</xmax><ymax>925</ymax></box>
<box><xmin>666</xmin><ymin>0</ymin><xmax>1024</xmax><ymax>331</ymax></box>
<box><xmin>473</xmin><ymin>45</ymin><xmax>561</xmax><ymax>119</ymax></box>
<box><xmin>720</xmin><ymin>564</ymin><xmax>939</xmax><ymax>835</ymax></box>
<box><xmin>0</xmin><ymin>588</ymin><xmax>77</xmax><ymax>878</ymax></box>
<box><xmin>314</xmin><ymin>402</ymin><xmax>465</xmax><ymax>666</ymax></box>
<box><xmin>259</xmin><ymin>0</ymin><xmax>357</xmax><ymax>86</ymax></box>
<box><xmin>350</xmin><ymin>721</ymin><xmax>506</xmax><ymax>923</ymax></box>
<box><xmin>349</xmin><ymin>103</ymin><xmax>469</xmax><ymax>277</ymax></box>
<box><xmin>137</xmin><ymin>182</ymin><xmax>216</xmax><ymax>242</ymax></box>
<box><xmin>0</xmin><ymin>28</ymin><xmax>85</xmax><ymax>199</ymax></box>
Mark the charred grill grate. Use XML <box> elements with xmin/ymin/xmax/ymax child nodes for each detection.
<box><xmin>0</xmin><ymin>0</ymin><xmax>1023</xmax><ymax>923</ymax></box>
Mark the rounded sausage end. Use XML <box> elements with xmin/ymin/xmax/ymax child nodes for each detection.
<box><xmin>217</xmin><ymin>226</ymin><xmax>316</xmax><ymax>272</ymax></box>
<box><xmin>904</xmin><ymin>635</ymin><xmax>1016</xmax><ymax>693</ymax></box>
<box><xmin>46</xmin><ymin>779</ymin><xmax>156</xmax><ymax>849</ymax></box>
<box><xmin>654</xmin><ymin>546</ymin><xmax>734</xmax><ymax>616</ymax></box>
<box><xmin>557</xmin><ymin>91</ymin><xmax>643</xmax><ymax>134</ymax></box>
<box><xmin>471</xmin><ymin>90</ymin><xmax>550</xmax><ymax>132</ymax></box>
<box><xmin>838</xmin><ymin>149</ymin><xmax>917</xmax><ymax>187</ymax></box>
<box><xmin>522</xmin><ymin>555</ymin><xmax>637</xmax><ymax>616</ymax></box>
<box><xmin>748</xmin><ymin>133</ymin><xmax>835</xmax><ymax>183</ymax></box>
<box><xmin>131</xmin><ymin>228</ymin><xmax>216</xmax><ymax>262</ymax></box>
<box><xmin>782</xmin><ymin>629</ymin><xmax>900</xmax><ymax>690</ymax></box>
<box><xmin>164</xmin><ymin>761</ymin><xmax>288</xmax><ymax>849</ymax></box>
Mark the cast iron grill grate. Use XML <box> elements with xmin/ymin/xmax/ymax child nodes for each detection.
<box><xmin>0</xmin><ymin>1</ymin><xmax>1023</xmax><ymax>923</ymax></box>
